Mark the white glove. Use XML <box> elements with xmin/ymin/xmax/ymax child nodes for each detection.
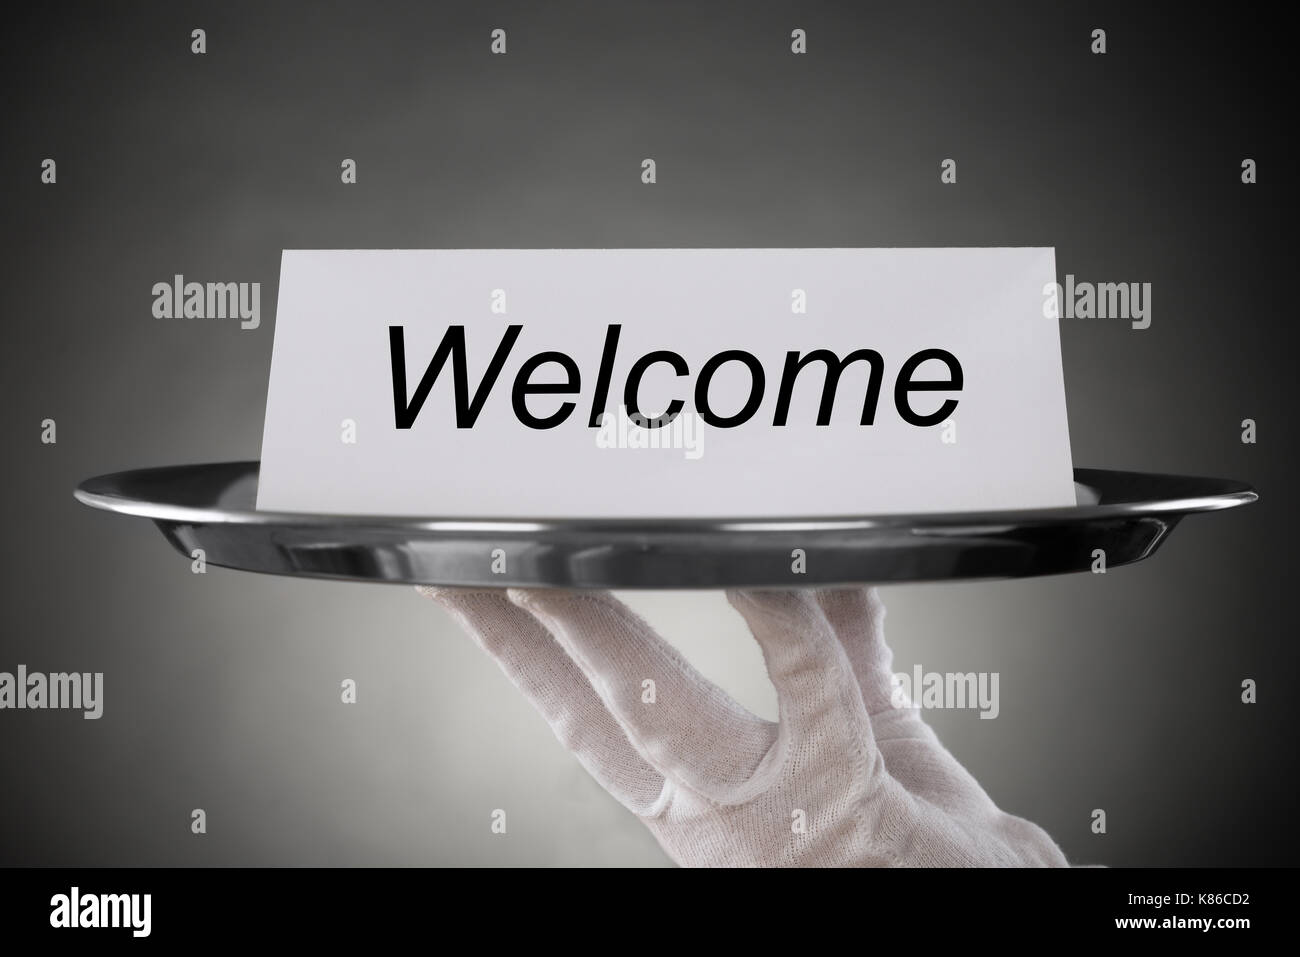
<box><xmin>418</xmin><ymin>585</ymin><xmax>1068</xmax><ymax>867</ymax></box>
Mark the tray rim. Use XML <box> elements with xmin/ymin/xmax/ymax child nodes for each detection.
<box><xmin>73</xmin><ymin>461</ymin><xmax>1259</xmax><ymax>533</ymax></box>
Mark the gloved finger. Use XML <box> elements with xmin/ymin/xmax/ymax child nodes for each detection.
<box><xmin>868</xmin><ymin>706</ymin><xmax>1002</xmax><ymax>816</ymax></box>
<box><xmin>814</xmin><ymin>587</ymin><xmax>895</xmax><ymax>714</ymax></box>
<box><xmin>505</xmin><ymin>588</ymin><xmax>778</xmax><ymax>803</ymax></box>
<box><xmin>416</xmin><ymin>586</ymin><xmax>667</xmax><ymax>816</ymax></box>
<box><xmin>814</xmin><ymin>587</ymin><xmax>1002</xmax><ymax>815</ymax></box>
<box><xmin>725</xmin><ymin>589</ymin><xmax>880</xmax><ymax>776</ymax></box>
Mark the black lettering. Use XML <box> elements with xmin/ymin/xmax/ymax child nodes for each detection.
<box><xmin>624</xmin><ymin>350</ymin><xmax>688</xmax><ymax>427</ymax></box>
<box><xmin>773</xmin><ymin>349</ymin><xmax>885</xmax><ymax>426</ymax></box>
<box><xmin>894</xmin><ymin>348</ymin><xmax>962</xmax><ymax>426</ymax></box>
<box><xmin>588</xmin><ymin>324</ymin><xmax>622</xmax><ymax>427</ymax></box>
<box><xmin>695</xmin><ymin>350</ymin><xmax>765</xmax><ymax>428</ymax></box>
<box><xmin>512</xmin><ymin>352</ymin><xmax>581</xmax><ymax>429</ymax></box>
<box><xmin>389</xmin><ymin>324</ymin><xmax>521</xmax><ymax>429</ymax></box>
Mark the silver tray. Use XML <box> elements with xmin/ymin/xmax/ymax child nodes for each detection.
<box><xmin>74</xmin><ymin>462</ymin><xmax>1256</xmax><ymax>589</ymax></box>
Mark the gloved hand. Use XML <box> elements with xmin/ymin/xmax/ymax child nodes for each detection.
<box><xmin>418</xmin><ymin>585</ymin><xmax>1068</xmax><ymax>867</ymax></box>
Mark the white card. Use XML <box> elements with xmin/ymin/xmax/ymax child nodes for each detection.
<box><xmin>256</xmin><ymin>248</ymin><xmax>1075</xmax><ymax>517</ymax></box>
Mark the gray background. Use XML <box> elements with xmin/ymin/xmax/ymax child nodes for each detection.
<box><xmin>2</xmin><ymin>1</ymin><xmax>1292</xmax><ymax>866</ymax></box>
